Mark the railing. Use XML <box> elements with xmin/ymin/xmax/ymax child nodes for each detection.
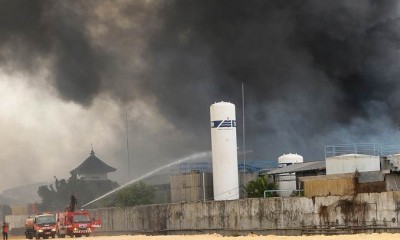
<box><xmin>325</xmin><ymin>143</ymin><xmax>383</xmax><ymax>158</ymax></box>
<box><xmin>177</xmin><ymin>162</ymin><xmax>212</xmax><ymax>174</ymax></box>
<box><xmin>263</xmin><ymin>189</ymin><xmax>304</xmax><ymax>198</ymax></box>
<box><xmin>238</xmin><ymin>163</ymin><xmax>262</xmax><ymax>172</ymax></box>
<box><xmin>325</xmin><ymin>143</ymin><xmax>400</xmax><ymax>158</ymax></box>
<box><xmin>381</xmin><ymin>144</ymin><xmax>400</xmax><ymax>156</ymax></box>
<box><xmin>175</xmin><ymin>160</ymin><xmax>275</xmax><ymax>174</ymax></box>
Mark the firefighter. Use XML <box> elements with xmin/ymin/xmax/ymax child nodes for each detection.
<box><xmin>2</xmin><ymin>222</ymin><xmax>8</xmax><ymax>240</ymax></box>
<box><xmin>70</xmin><ymin>194</ymin><xmax>77</xmax><ymax>212</ymax></box>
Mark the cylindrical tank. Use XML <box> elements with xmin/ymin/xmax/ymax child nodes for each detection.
<box><xmin>25</xmin><ymin>217</ymin><xmax>34</xmax><ymax>229</ymax></box>
<box><xmin>278</xmin><ymin>153</ymin><xmax>303</xmax><ymax>167</ymax></box>
<box><xmin>210</xmin><ymin>101</ymin><xmax>239</xmax><ymax>200</ymax></box>
<box><xmin>277</xmin><ymin>153</ymin><xmax>303</xmax><ymax>197</ymax></box>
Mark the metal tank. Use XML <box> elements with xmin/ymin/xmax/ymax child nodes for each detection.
<box><xmin>277</xmin><ymin>153</ymin><xmax>303</xmax><ymax>196</ymax></box>
<box><xmin>210</xmin><ymin>101</ymin><xmax>239</xmax><ymax>200</ymax></box>
<box><xmin>278</xmin><ymin>153</ymin><xmax>303</xmax><ymax>167</ymax></box>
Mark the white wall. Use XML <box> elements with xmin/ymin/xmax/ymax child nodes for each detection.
<box><xmin>77</xmin><ymin>172</ymin><xmax>107</xmax><ymax>180</ymax></box>
<box><xmin>326</xmin><ymin>154</ymin><xmax>380</xmax><ymax>175</ymax></box>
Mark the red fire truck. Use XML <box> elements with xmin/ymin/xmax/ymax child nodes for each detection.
<box><xmin>25</xmin><ymin>213</ymin><xmax>57</xmax><ymax>239</ymax></box>
<box><xmin>56</xmin><ymin>210</ymin><xmax>101</xmax><ymax>238</ymax></box>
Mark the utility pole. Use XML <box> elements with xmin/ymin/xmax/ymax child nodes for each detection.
<box><xmin>126</xmin><ymin>112</ymin><xmax>131</xmax><ymax>181</ymax></box>
<box><xmin>242</xmin><ymin>83</ymin><xmax>246</xmax><ymax>172</ymax></box>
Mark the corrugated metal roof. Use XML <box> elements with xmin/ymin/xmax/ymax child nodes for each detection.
<box><xmin>267</xmin><ymin>161</ymin><xmax>325</xmax><ymax>175</ymax></box>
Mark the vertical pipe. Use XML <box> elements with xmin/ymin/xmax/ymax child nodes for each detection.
<box><xmin>281</xmin><ymin>196</ymin><xmax>284</xmax><ymax>228</ymax></box>
<box><xmin>203</xmin><ymin>172</ymin><xmax>206</xmax><ymax>201</ymax></box>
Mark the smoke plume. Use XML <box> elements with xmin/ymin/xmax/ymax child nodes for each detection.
<box><xmin>1</xmin><ymin>0</ymin><xmax>400</xmax><ymax>190</ymax></box>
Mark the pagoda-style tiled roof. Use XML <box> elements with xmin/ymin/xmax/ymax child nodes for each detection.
<box><xmin>70</xmin><ymin>150</ymin><xmax>116</xmax><ymax>175</ymax></box>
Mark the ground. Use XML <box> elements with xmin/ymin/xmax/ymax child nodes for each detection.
<box><xmin>7</xmin><ymin>233</ymin><xmax>400</xmax><ymax>240</ymax></box>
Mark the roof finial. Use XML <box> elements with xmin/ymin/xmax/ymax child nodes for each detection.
<box><xmin>90</xmin><ymin>144</ymin><xmax>95</xmax><ymax>156</ymax></box>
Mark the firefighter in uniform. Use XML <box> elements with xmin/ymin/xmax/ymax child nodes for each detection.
<box><xmin>2</xmin><ymin>222</ymin><xmax>8</xmax><ymax>240</ymax></box>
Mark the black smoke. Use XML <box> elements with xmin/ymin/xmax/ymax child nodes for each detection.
<box><xmin>1</xmin><ymin>0</ymin><xmax>400</xmax><ymax>168</ymax></box>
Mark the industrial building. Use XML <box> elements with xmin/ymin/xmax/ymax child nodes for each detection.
<box><xmin>6</xmin><ymin>102</ymin><xmax>400</xmax><ymax>235</ymax></box>
<box><xmin>267</xmin><ymin>143</ymin><xmax>400</xmax><ymax>198</ymax></box>
<box><xmin>167</xmin><ymin>161</ymin><xmax>272</xmax><ymax>203</ymax></box>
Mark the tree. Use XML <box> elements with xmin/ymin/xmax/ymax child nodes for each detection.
<box><xmin>244</xmin><ymin>174</ymin><xmax>277</xmax><ymax>198</ymax></box>
<box><xmin>38</xmin><ymin>176</ymin><xmax>118</xmax><ymax>211</ymax></box>
<box><xmin>115</xmin><ymin>182</ymin><xmax>155</xmax><ymax>207</ymax></box>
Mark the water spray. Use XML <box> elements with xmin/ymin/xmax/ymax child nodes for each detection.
<box><xmin>82</xmin><ymin>151</ymin><xmax>211</xmax><ymax>208</ymax></box>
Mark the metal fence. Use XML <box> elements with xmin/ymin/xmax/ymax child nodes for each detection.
<box><xmin>325</xmin><ymin>143</ymin><xmax>400</xmax><ymax>158</ymax></box>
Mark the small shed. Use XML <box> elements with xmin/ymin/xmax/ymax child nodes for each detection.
<box><xmin>267</xmin><ymin>160</ymin><xmax>326</xmax><ymax>194</ymax></box>
<box><xmin>299</xmin><ymin>170</ymin><xmax>394</xmax><ymax>197</ymax></box>
<box><xmin>299</xmin><ymin>173</ymin><xmax>356</xmax><ymax>197</ymax></box>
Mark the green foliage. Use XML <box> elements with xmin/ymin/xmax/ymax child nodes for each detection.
<box><xmin>115</xmin><ymin>182</ymin><xmax>156</xmax><ymax>207</ymax></box>
<box><xmin>290</xmin><ymin>190</ymin><xmax>304</xmax><ymax>197</ymax></box>
<box><xmin>244</xmin><ymin>174</ymin><xmax>277</xmax><ymax>198</ymax></box>
<box><xmin>38</xmin><ymin>176</ymin><xmax>118</xmax><ymax>211</ymax></box>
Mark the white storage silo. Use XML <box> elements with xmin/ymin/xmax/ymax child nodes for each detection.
<box><xmin>278</xmin><ymin>153</ymin><xmax>303</xmax><ymax>167</ymax></box>
<box><xmin>277</xmin><ymin>153</ymin><xmax>303</xmax><ymax>196</ymax></box>
<box><xmin>210</xmin><ymin>101</ymin><xmax>239</xmax><ymax>200</ymax></box>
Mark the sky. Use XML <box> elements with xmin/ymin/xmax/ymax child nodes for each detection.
<box><xmin>1</xmin><ymin>0</ymin><xmax>400</xmax><ymax>192</ymax></box>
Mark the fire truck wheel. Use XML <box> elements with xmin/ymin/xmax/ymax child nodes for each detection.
<box><xmin>85</xmin><ymin>234</ymin><xmax>90</xmax><ymax>237</ymax></box>
<box><xmin>57</xmin><ymin>230</ymin><xmax>65</xmax><ymax>238</ymax></box>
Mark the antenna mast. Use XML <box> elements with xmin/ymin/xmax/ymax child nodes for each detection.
<box><xmin>242</xmin><ymin>83</ymin><xmax>246</xmax><ymax>172</ymax></box>
<box><xmin>126</xmin><ymin>112</ymin><xmax>131</xmax><ymax>180</ymax></box>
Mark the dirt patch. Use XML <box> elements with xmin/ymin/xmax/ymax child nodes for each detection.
<box><xmin>8</xmin><ymin>233</ymin><xmax>400</xmax><ymax>240</ymax></box>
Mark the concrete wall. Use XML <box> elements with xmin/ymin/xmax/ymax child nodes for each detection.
<box><xmin>0</xmin><ymin>205</ymin><xmax>11</xmax><ymax>223</ymax></box>
<box><xmin>85</xmin><ymin>191</ymin><xmax>400</xmax><ymax>234</ymax></box>
<box><xmin>5</xmin><ymin>214</ymin><xmax>28</xmax><ymax>230</ymax></box>
<box><xmin>7</xmin><ymin>192</ymin><xmax>400</xmax><ymax>234</ymax></box>
<box><xmin>386</xmin><ymin>174</ymin><xmax>400</xmax><ymax>191</ymax></box>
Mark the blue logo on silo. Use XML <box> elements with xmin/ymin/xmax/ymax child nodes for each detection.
<box><xmin>211</xmin><ymin>120</ymin><xmax>236</xmax><ymax>128</ymax></box>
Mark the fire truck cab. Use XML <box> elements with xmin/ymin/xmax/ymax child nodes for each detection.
<box><xmin>25</xmin><ymin>213</ymin><xmax>57</xmax><ymax>239</ymax></box>
<box><xmin>56</xmin><ymin>210</ymin><xmax>96</xmax><ymax>238</ymax></box>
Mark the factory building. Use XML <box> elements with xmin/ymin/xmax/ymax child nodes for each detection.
<box><xmin>298</xmin><ymin>143</ymin><xmax>400</xmax><ymax>197</ymax></box>
<box><xmin>169</xmin><ymin>161</ymin><xmax>271</xmax><ymax>203</ymax></box>
<box><xmin>170</xmin><ymin>162</ymin><xmax>213</xmax><ymax>202</ymax></box>
<box><xmin>267</xmin><ymin>143</ymin><xmax>400</xmax><ymax>197</ymax></box>
<box><xmin>142</xmin><ymin>101</ymin><xmax>270</xmax><ymax>203</ymax></box>
<box><xmin>142</xmin><ymin>103</ymin><xmax>400</xmax><ymax>203</ymax></box>
<box><xmin>268</xmin><ymin>160</ymin><xmax>326</xmax><ymax>195</ymax></box>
